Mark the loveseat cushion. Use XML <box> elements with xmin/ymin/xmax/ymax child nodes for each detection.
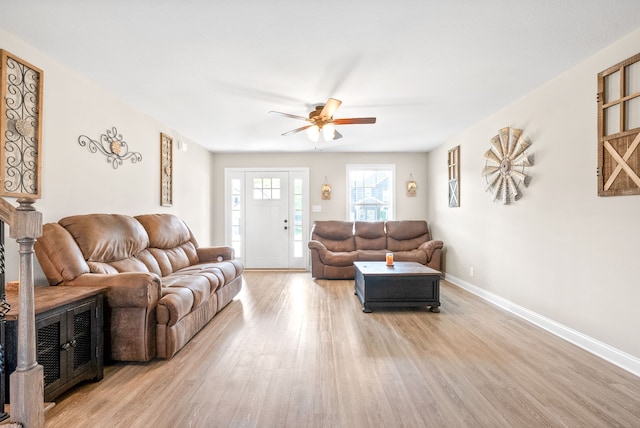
<box><xmin>321</xmin><ymin>251</ymin><xmax>358</xmax><ymax>266</ymax></box>
<box><xmin>392</xmin><ymin>249</ymin><xmax>427</xmax><ymax>265</ymax></box>
<box><xmin>354</xmin><ymin>221</ymin><xmax>386</xmax><ymax>250</ymax></box>
<box><xmin>311</xmin><ymin>221</ymin><xmax>355</xmax><ymax>252</ymax></box>
<box><xmin>356</xmin><ymin>249</ymin><xmax>386</xmax><ymax>261</ymax></box>
<box><xmin>386</xmin><ymin>220</ymin><xmax>431</xmax><ymax>252</ymax></box>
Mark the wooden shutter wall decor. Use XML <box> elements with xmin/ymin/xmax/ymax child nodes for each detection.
<box><xmin>448</xmin><ymin>145</ymin><xmax>460</xmax><ymax>207</ymax></box>
<box><xmin>597</xmin><ymin>52</ymin><xmax>640</xmax><ymax>197</ymax></box>
<box><xmin>0</xmin><ymin>50</ymin><xmax>44</xmax><ymax>198</ymax></box>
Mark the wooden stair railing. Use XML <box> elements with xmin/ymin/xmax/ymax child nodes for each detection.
<box><xmin>0</xmin><ymin>197</ymin><xmax>43</xmax><ymax>428</ymax></box>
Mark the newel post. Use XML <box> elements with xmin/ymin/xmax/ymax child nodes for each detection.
<box><xmin>8</xmin><ymin>198</ymin><xmax>44</xmax><ymax>428</ymax></box>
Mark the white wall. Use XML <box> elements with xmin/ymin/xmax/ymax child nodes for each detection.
<box><xmin>426</xmin><ymin>28</ymin><xmax>640</xmax><ymax>361</ymax></box>
<box><xmin>211</xmin><ymin>152</ymin><xmax>430</xmax><ymax>243</ymax></box>
<box><xmin>0</xmin><ymin>28</ymin><xmax>215</xmax><ymax>282</ymax></box>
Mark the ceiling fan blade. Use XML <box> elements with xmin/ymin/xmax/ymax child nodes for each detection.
<box><xmin>320</xmin><ymin>98</ymin><xmax>342</xmax><ymax>118</ymax></box>
<box><xmin>268</xmin><ymin>111</ymin><xmax>310</xmax><ymax>121</ymax></box>
<box><xmin>332</xmin><ymin>117</ymin><xmax>377</xmax><ymax>125</ymax></box>
<box><xmin>282</xmin><ymin>125</ymin><xmax>313</xmax><ymax>136</ymax></box>
<box><xmin>333</xmin><ymin>130</ymin><xmax>343</xmax><ymax>140</ymax></box>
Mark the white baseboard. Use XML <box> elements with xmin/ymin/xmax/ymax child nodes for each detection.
<box><xmin>444</xmin><ymin>273</ymin><xmax>640</xmax><ymax>378</ymax></box>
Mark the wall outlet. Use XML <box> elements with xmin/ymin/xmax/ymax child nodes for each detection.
<box><xmin>470</xmin><ymin>267</ymin><xmax>474</xmax><ymax>277</ymax></box>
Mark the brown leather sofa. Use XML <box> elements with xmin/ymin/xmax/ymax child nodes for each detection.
<box><xmin>308</xmin><ymin>220</ymin><xmax>443</xmax><ymax>279</ymax></box>
<box><xmin>35</xmin><ymin>213</ymin><xmax>243</xmax><ymax>362</ymax></box>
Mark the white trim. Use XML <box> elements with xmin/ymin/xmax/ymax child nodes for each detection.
<box><xmin>445</xmin><ymin>273</ymin><xmax>640</xmax><ymax>378</ymax></box>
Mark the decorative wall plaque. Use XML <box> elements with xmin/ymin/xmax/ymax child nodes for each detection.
<box><xmin>597</xmin><ymin>52</ymin><xmax>640</xmax><ymax>196</ymax></box>
<box><xmin>0</xmin><ymin>50</ymin><xmax>43</xmax><ymax>198</ymax></box>
<box><xmin>481</xmin><ymin>127</ymin><xmax>533</xmax><ymax>204</ymax></box>
<box><xmin>160</xmin><ymin>133</ymin><xmax>173</xmax><ymax>206</ymax></box>
<box><xmin>448</xmin><ymin>146</ymin><xmax>460</xmax><ymax>207</ymax></box>
<box><xmin>78</xmin><ymin>127</ymin><xmax>142</xmax><ymax>169</ymax></box>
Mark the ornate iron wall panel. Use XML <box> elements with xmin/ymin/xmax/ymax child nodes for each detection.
<box><xmin>0</xmin><ymin>50</ymin><xmax>43</xmax><ymax>198</ymax></box>
<box><xmin>160</xmin><ymin>133</ymin><xmax>173</xmax><ymax>206</ymax></box>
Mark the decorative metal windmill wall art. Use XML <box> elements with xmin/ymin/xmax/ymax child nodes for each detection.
<box><xmin>482</xmin><ymin>127</ymin><xmax>533</xmax><ymax>204</ymax></box>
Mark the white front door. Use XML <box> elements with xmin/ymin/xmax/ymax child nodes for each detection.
<box><xmin>245</xmin><ymin>171</ymin><xmax>290</xmax><ymax>268</ymax></box>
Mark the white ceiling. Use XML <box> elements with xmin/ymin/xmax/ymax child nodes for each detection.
<box><xmin>2</xmin><ymin>1</ymin><xmax>640</xmax><ymax>153</ymax></box>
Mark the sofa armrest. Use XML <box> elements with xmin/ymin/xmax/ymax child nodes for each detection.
<box><xmin>418</xmin><ymin>240</ymin><xmax>444</xmax><ymax>261</ymax></box>
<box><xmin>66</xmin><ymin>272</ymin><xmax>161</xmax><ymax>309</ymax></box>
<box><xmin>197</xmin><ymin>246</ymin><xmax>235</xmax><ymax>262</ymax></box>
<box><xmin>308</xmin><ymin>239</ymin><xmax>328</xmax><ymax>252</ymax></box>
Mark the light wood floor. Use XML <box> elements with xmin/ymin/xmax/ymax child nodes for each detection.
<box><xmin>43</xmin><ymin>271</ymin><xmax>640</xmax><ymax>427</ymax></box>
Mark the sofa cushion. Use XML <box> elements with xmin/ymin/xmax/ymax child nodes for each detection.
<box><xmin>157</xmin><ymin>287</ymin><xmax>194</xmax><ymax>326</ymax></box>
<box><xmin>135</xmin><ymin>249</ymin><xmax>163</xmax><ymax>276</ymax></box>
<box><xmin>311</xmin><ymin>221</ymin><xmax>355</xmax><ymax>252</ymax></box>
<box><xmin>354</xmin><ymin>221</ymin><xmax>386</xmax><ymax>250</ymax></box>
<box><xmin>135</xmin><ymin>214</ymin><xmax>200</xmax><ymax>275</ymax></box>
<box><xmin>35</xmin><ymin>223</ymin><xmax>90</xmax><ymax>284</ymax></box>
<box><xmin>59</xmin><ymin>214</ymin><xmax>150</xmax><ymax>265</ymax></box>
<box><xmin>386</xmin><ymin>220</ymin><xmax>431</xmax><ymax>252</ymax></box>
<box><xmin>88</xmin><ymin>258</ymin><xmax>150</xmax><ymax>274</ymax></box>
<box><xmin>162</xmin><ymin>274</ymin><xmax>210</xmax><ymax>309</ymax></box>
<box><xmin>173</xmin><ymin>265</ymin><xmax>224</xmax><ymax>293</ymax></box>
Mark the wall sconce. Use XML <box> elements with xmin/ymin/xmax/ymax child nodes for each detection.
<box><xmin>321</xmin><ymin>176</ymin><xmax>331</xmax><ymax>200</ymax></box>
<box><xmin>407</xmin><ymin>173</ymin><xmax>417</xmax><ymax>196</ymax></box>
<box><xmin>176</xmin><ymin>140</ymin><xmax>188</xmax><ymax>152</ymax></box>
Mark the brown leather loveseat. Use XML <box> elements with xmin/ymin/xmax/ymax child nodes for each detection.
<box><xmin>308</xmin><ymin>220</ymin><xmax>443</xmax><ymax>279</ymax></box>
<box><xmin>35</xmin><ymin>213</ymin><xmax>244</xmax><ymax>362</ymax></box>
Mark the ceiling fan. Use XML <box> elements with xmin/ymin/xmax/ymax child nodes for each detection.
<box><xmin>269</xmin><ymin>98</ymin><xmax>376</xmax><ymax>142</ymax></box>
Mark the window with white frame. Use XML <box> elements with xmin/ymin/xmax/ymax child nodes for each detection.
<box><xmin>347</xmin><ymin>164</ymin><xmax>395</xmax><ymax>221</ymax></box>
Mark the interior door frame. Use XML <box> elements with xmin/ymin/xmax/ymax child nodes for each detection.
<box><xmin>224</xmin><ymin>167</ymin><xmax>309</xmax><ymax>270</ymax></box>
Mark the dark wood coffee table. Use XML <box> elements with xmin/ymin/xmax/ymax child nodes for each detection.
<box><xmin>354</xmin><ymin>261</ymin><xmax>441</xmax><ymax>313</ymax></box>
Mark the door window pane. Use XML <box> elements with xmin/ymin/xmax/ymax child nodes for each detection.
<box><xmin>253</xmin><ymin>176</ymin><xmax>282</xmax><ymax>200</ymax></box>
<box><xmin>605</xmin><ymin>105</ymin><xmax>620</xmax><ymax>135</ymax></box>
<box><xmin>604</xmin><ymin>71</ymin><xmax>620</xmax><ymax>103</ymax></box>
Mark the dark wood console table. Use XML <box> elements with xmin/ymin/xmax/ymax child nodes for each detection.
<box><xmin>4</xmin><ymin>286</ymin><xmax>106</xmax><ymax>403</ymax></box>
<box><xmin>354</xmin><ymin>261</ymin><xmax>441</xmax><ymax>313</ymax></box>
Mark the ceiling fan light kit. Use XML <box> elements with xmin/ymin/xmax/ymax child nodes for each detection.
<box><xmin>269</xmin><ymin>98</ymin><xmax>376</xmax><ymax>142</ymax></box>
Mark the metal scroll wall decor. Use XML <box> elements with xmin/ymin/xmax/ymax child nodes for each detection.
<box><xmin>78</xmin><ymin>127</ymin><xmax>142</xmax><ymax>169</ymax></box>
<box><xmin>160</xmin><ymin>133</ymin><xmax>173</xmax><ymax>206</ymax></box>
<box><xmin>0</xmin><ymin>50</ymin><xmax>44</xmax><ymax>198</ymax></box>
<box><xmin>481</xmin><ymin>127</ymin><xmax>533</xmax><ymax>204</ymax></box>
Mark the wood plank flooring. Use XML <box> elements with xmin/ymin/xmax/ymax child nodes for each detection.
<box><xmin>42</xmin><ymin>271</ymin><xmax>640</xmax><ymax>427</ymax></box>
